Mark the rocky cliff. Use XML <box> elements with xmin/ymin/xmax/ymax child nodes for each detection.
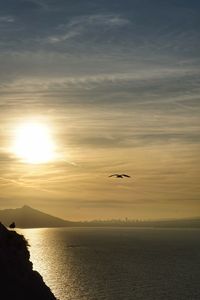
<box><xmin>0</xmin><ymin>222</ymin><xmax>57</xmax><ymax>300</ymax></box>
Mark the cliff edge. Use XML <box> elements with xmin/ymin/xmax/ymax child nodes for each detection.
<box><xmin>0</xmin><ymin>222</ymin><xmax>57</xmax><ymax>300</ymax></box>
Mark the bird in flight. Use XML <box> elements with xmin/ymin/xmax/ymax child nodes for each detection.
<box><xmin>109</xmin><ymin>174</ymin><xmax>131</xmax><ymax>178</ymax></box>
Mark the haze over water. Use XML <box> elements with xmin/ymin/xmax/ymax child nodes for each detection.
<box><xmin>19</xmin><ymin>228</ymin><xmax>200</xmax><ymax>300</ymax></box>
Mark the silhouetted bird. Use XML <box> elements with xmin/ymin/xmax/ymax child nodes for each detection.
<box><xmin>9</xmin><ymin>222</ymin><xmax>16</xmax><ymax>229</ymax></box>
<box><xmin>109</xmin><ymin>174</ymin><xmax>131</xmax><ymax>178</ymax></box>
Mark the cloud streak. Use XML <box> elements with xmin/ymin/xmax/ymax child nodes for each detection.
<box><xmin>47</xmin><ymin>14</ymin><xmax>131</xmax><ymax>43</ymax></box>
<box><xmin>0</xmin><ymin>15</ymin><xmax>15</xmax><ymax>23</ymax></box>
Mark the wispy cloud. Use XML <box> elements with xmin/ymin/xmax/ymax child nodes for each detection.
<box><xmin>0</xmin><ymin>15</ymin><xmax>15</xmax><ymax>23</ymax></box>
<box><xmin>1</xmin><ymin>63</ymin><xmax>198</xmax><ymax>90</ymax></box>
<box><xmin>47</xmin><ymin>14</ymin><xmax>131</xmax><ymax>43</ymax></box>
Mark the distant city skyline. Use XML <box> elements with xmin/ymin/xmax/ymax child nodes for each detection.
<box><xmin>0</xmin><ymin>0</ymin><xmax>199</xmax><ymax>220</ymax></box>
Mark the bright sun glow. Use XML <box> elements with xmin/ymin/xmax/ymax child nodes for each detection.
<box><xmin>13</xmin><ymin>122</ymin><xmax>56</xmax><ymax>164</ymax></box>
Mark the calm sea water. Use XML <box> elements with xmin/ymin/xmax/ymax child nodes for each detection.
<box><xmin>18</xmin><ymin>228</ymin><xmax>200</xmax><ymax>300</ymax></box>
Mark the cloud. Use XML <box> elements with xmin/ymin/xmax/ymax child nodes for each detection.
<box><xmin>70</xmin><ymin>132</ymin><xmax>200</xmax><ymax>149</ymax></box>
<box><xmin>0</xmin><ymin>0</ymin><xmax>199</xmax><ymax>60</ymax></box>
<box><xmin>11</xmin><ymin>0</ymin><xmax>44</xmax><ymax>13</ymax></box>
<box><xmin>1</xmin><ymin>62</ymin><xmax>198</xmax><ymax>89</ymax></box>
<box><xmin>67</xmin><ymin>14</ymin><xmax>131</xmax><ymax>28</ymax></box>
<box><xmin>0</xmin><ymin>64</ymin><xmax>199</xmax><ymax>118</ymax></box>
<box><xmin>0</xmin><ymin>15</ymin><xmax>15</xmax><ymax>23</ymax></box>
<box><xmin>47</xmin><ymin>14</ymin><xmax>131</xmax><ymax>43</ymax></box>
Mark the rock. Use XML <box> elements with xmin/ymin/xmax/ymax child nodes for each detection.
<box><xmin>0</xmin><ymin>222</ymin><xmax>57</xmax><ymax>300</ymax></box>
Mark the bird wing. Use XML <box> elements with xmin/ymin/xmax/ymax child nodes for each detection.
<box><xmin>122</xmin><ymin>174</ymin><xmax>131</xmax><ymax>177</ymax></box>
<box><xmin>109</xmin><ymin>174</ymin><xmax>118</xmax><ymax>177</ymax></box>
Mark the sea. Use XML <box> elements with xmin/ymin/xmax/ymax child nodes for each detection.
<box><xmin>18</xmin><ymin>227</ymin><xmax>200</xmax><ymax>300</ymax></box>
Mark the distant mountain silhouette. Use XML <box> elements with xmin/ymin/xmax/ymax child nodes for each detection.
<box><xmin>0</xmin><ymin>205</ymin><xmax>72</xmax><ymax>228</ymax></box>
<box><xmin>1</xmin><ymin>205</ymin><xmax>200</xmax><ymax>228</ymax></box>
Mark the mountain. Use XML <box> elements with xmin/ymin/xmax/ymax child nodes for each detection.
<box><xmin>1</xmin><ymin>205</ymin><xmax>200</xmax><ymax>228</ymax></box>
<box><xmin>0</xmin><ymin>205</ymin><xmax>72</xmax><ymax>228</ymax></box>
<box><xmin>0</xmin><ymin>222</ymin><xmax>56</xmax><ymax>299</ymax></box>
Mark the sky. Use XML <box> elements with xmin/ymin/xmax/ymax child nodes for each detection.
<box><xmin>0</xmin><ymin>0</ymin><xmax>199</xmax><ymax>220</ymax></box>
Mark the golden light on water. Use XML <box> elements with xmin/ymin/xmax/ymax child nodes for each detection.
<box><xmin>12</xmin><ymin>122</ymin><xmax>56</xmax><ymax>164</ymax></box>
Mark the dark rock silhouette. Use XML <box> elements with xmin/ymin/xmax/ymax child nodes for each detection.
<box><xmin>9</xmin><ymin>221</ymin><xmax>16</xmax><ymax>229</ymax></box>
<box><xmin>0</xmin><ymin>222</ymin><xmax>57</xmax><ymax>300</ymax></box>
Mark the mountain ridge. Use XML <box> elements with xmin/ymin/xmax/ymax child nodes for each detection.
<box><xmin>0</xmin><ymin>205</ymin><xmax>200</xmax><ymax>228</ymax></box>
<box><xmin>0</xmin><ymin>205</ymin><xmax>72</xmax><ymax>228</ymax></box>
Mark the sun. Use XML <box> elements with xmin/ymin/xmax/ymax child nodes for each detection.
<box><xmin>13</xmin><ymin>122</ymin><xmax>56</xmax><ymax>164</ymax></box>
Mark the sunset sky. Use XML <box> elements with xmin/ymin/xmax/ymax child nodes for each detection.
<box><xmin>0</xmin><ymin>0</ymin><xmax>199</xmax><ymax>220</ymax></box>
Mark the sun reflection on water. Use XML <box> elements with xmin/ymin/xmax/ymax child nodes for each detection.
<box><xmin>17</xmin><ymin>228</ymin><xmax>82</xmax><ymax>300</ymax></box>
